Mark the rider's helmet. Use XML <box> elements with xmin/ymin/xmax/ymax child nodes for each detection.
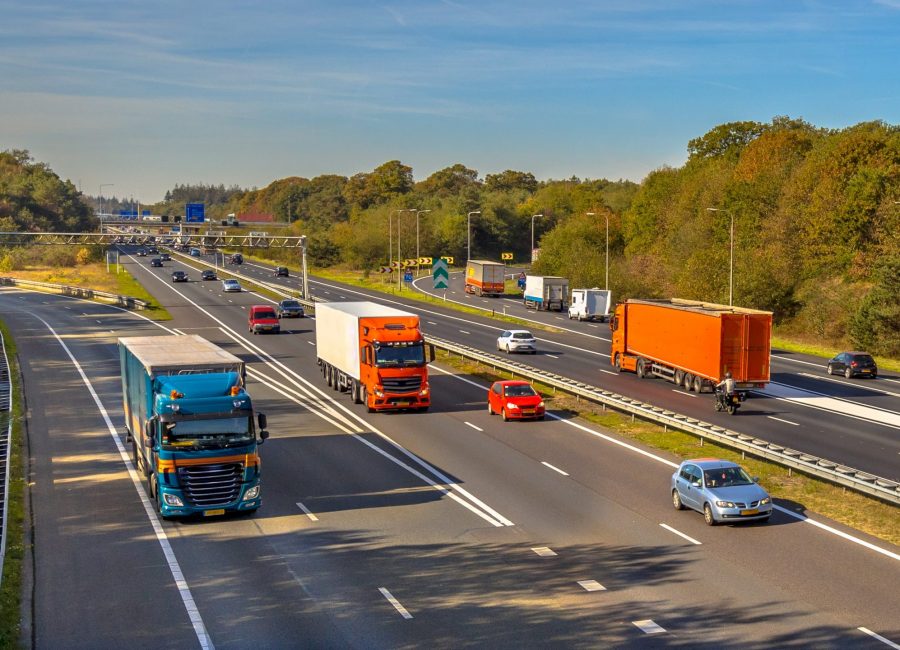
<box><xmin>725</xmin><ymin>371</ymin><xmax>732</xmax><ymax>378</ymax></box>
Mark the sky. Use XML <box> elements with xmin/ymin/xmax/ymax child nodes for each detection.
<box><xmin>1</xmin><ymin>1</ymin><xmax>899</xmax><ymax>203</ymax></box>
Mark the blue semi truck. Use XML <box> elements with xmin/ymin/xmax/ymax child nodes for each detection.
<box><xmin>119</xmin><ymin>335</ymin><xmax>269</xmax><ymax>518</ymax></box>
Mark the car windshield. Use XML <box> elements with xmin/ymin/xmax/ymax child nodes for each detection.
<box><xmin>512</xmin><ymin>332</ymin><xmax>533</xmax><ymax>340</ymax></box>
<box><xmin>281</xmin><ymin>301</ymin><xmax>301</xmax><ymax>309</ymax></box>
<box><xmin>375</xmin><ymin>342</ymin><xmax>426</xmax><ymax>366</ymax></box>
<box><xmin>255</xmin><ymin>310</ymin><xmax>277</xmax><ymax>319</ymax></box>
<box><xmin>225</xmin><ymin>280</ymin><xmax>238</xmax><ymax>286</ymax></box>
<box><xmin>704</xmin><ymin>466</ymin><xmax>753</xmax><ymax>488</ymax></box>
<box><xmin>160</xmin><ymin>416</ymin><xmax>254</xmax><ymax>450</ymax></box>
<box><xmin>505</xmin><ymin>384</ymin><xmax>537</xmax><ymax>397</ymax></box>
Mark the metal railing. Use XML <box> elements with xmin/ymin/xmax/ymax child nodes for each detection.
<box><xmin>428</xmin><ymin>336</ymin><xmax>900</xmax><ymax>506</ymax></box>
<box><xmin>0</xmin><ymin>330</ymin><xmax>13</xmax><ymax>586</ymax></box>
<box><xmin>0</xmin><ymin>277</ymin><xmax>149</xmax><ymax>310</ymax></box>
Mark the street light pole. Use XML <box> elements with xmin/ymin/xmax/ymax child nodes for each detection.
<box><xmin>99</xmin><ymin>183</ymin><xmax>114</xmax><ymax>219</ymax></box>
<box><xmin>415</xmin><ymin>209</ymin><xmax>431</xmax><ymax>276</ymax></box>
<box><xmin>530</xmin><ymin>214</ymin><xmax>543</xmax><ymax>264</ymax></box>
<box><xmin>467</xmin><ymin>210</ymin><xmax>481</xmax><ymax>261</ymax></box>
<box><xmin>706</xmin><ymin>207</ymin><xmax>733</xmax><ymax>306</ymax></box>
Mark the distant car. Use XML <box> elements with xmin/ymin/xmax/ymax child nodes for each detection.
<box><xmin>147</xmin><ymin>246</ymin><xmax>158</xmax><ymax>254</ymax></box>
<box><xmin>230</xmin><ymin>253</ymin><xmax>243</xmax><ymax>265</ymax></box>
<box><xmin>201</xmin><ymin>269</ymin><xmax>218</xmax><ymax>281</ymax></box>
<box><xmin>136</xmin><ymin>248</ymin><xmax>147</xmax><ymax>257</ymax></box>
<box><xmin>160</xmin><ymin>253</ymin><xmax>171</xmax><ymax>261</ymax></box>
<box><xmin>171</xmin><ymin>270</ymin><xmax>188</xmax><ymax>283</ymax></box>
<box><xmin>276</xmin><ymin>299</ymin><xmax>304</xmax><ymax>318</ymax></box>
<box><xmin>827</xmin><ymin>351</ymin><xmax>877</xmax><ymax>379</ymax></box>
<box><xmin>496</xmin><ymin>329</ymin><xmax>537</xmax><ymax>354</ymax></box>
<box><xmin>487</xmin><ymin>380</ymin><xmax>545</xmax><ymax>421</ymax></box>
<box><xmin>671</xmin><ymin>459</ymin><xmax>772</xmax><ymax>526</ymax></box>
<box><xmin>150</xmin><ymin>258</ymin><xmax>163</xmax><ymax>267</ymax></box>
<box><xmin>190</xmin><ymin>248</ymin><xmax>201</xmax><ymax>257</ymax></box>
<box><xmin>275</xmin><ymin>266</ymin><xmax>289</xmax><ymax>277</ymax></box>
<box><xmin>222</xmin><ymin>279</ymin><xmax>241</xmax><ymax>292</ymax></box>
<box><xmin>248</xmin><ymin>305</ymin><xmax>281</xmax><ymax>334</ymax></box>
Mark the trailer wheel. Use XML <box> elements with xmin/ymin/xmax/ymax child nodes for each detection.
<box><xmin>674</xmin><ymin>370</ymin><xmax>684</xmax><ymax>386</ymax></box>
<box><xmin>636</xmin><ymin>358</ymin><xmax>647</xmax><ymax>378</ymax></box>
<box><xmin>326</xmin><ymin>364</ymin><xmax>333</xmax><ymax>387</ymax></box>
<box><xmin>693</xmin><ymin>376</ymin><xmax>704</xmax><ymax>393</ymax></box>
<box><xmin>612</xmin><ymin>353</ymin><xmax>621</xmax><ymax>372</ymax></box>
<box><xmin>332</xmin><ymin>367</ymin><xmax>340</xmax><ymax>391</ymax></box>
<box><xmin>684</xmin><ymin>374</ymin><xmax>695</xmax><ymax>390</ymax></box>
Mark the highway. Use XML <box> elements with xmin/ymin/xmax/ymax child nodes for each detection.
<box><xmin>1</xmin><ymin>249</ymin><xmax>898</xmax><ymax>648</ymax></box>
<box><xmin>216</xmin><ymin>255</ymin><xmax>900</xmax><ymax>482</ymax></box>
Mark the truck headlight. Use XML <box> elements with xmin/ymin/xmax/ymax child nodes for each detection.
<box><xmin>374</xmin><ymin>387</ymin><xmax>384</xmax><ymax>397</ymax></box>
<box><xmin>163</xmin><ymin>494</ymin><xmax>184</xmax><ymax>506</ymax></box>
<box><xmin>419</xmin><ymin>387</ymin><xmax>429</xmax><ymax>396</ymax></box>
<box><xmin>243</xmin><ymin>485</ymin><xmax>260</xmax><ymax>500</ymax></box>
<box><xmin>538</xmin><ymin>401</ymin><xmax>545</xmax><ymax>408</ymax></box>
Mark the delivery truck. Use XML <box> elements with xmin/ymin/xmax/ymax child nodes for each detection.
<box><xmin>465</xmin><ymin>260</ymin><xmax>506</xmax><ymax>296</ymax></box>
<box><xmin>524</xmin><ymin>275</ymin><xmax>569</xmax><ymax>311</ymax></box>
<box><xmin>316</xmin><ymin>301</ymin><xmax>435</xmax><ymax>411</ymax></box>
<box><xmin>119</xmin><ymin>335</ymin><xmax>269</xmax><ymax>518</ymax></box>
<box><xmin>609</xmin><ymin>298</ymin><xmax>772</xmax><ymax>393</ymax></box>
<box><xmin>568</xmin><ymin>288</ymin><xmax>612</xmax><ymax>321</ymax></box>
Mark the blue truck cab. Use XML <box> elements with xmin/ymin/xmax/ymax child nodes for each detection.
<box><xmin>119</xmin><ymin>335</ymin><xmax>269</xmax><ymax>518</ymax></box>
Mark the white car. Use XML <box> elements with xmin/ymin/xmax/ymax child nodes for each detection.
<box><xmin>222</xmin><ymin>279</ymin><xmax>242</xmax><ymax>293</ymax></box>
<box><xmin>497</xmin><ymin>329</ymin><xmax>537</xmax><ymax>354</ymax></box>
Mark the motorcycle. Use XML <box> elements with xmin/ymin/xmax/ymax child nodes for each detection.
<box><xmin>714</xmin><ymin>387</ymin><xmax>742</xmax><ymax>415</ymax></box>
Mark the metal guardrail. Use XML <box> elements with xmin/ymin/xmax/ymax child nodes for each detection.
<box><xmin>0</xmin><ymin>277</ymin><xmax>149</xmax><ymax>310</ymax></box>
<box><xmin>0</xmin><ymin>330</ymin><xmax>13</xmax><ymax>586</ymax></box>
<box><xmin>427</xmin><ymin>336</ymin><xmax>900</xmax><ymax>506</ymax></box>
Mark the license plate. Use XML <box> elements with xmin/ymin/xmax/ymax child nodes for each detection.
<box><xmin>740</xmin><ymin>508</ymin><xmax>759</xmax><ymax>516</ymax></box>
<box><xmin>204</xmin><ymin>509</ymin><xmax>226</xmax><ymax>517</ymax></box>
<box><xmin>522</xmin><ymin>409</ymin><xmax>534</xmax><ymax>415</ymax></box>
<box><xmin>395</xmin><ymin>401</ymin><xmax>410</xmax><ymax>407</ymax></box>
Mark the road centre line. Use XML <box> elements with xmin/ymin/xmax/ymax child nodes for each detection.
<box><xmin>672</xmin><ymin>389</ymin><xmax>697</xmax><ymax>398</ymax></box>
<box><xmin>767</xmin><ymin>416</ymin><xmax>799</xmax><ymax>426</ymax></box>
<box><xmin>633</xmin><ymin>620</ymin><xmax>666</xmax><ymax>634</ymax></box>
<box><xmin>598</xmin><ymin>368</ymin><xmax>618</xmax><ymax>376</ymax></box>
<box><xmin>577</xmin><ymin>580</ymin><xmax>606</xmax><ymax>592</ymax></box>
<box><xmin>33</xmin><ymin>315</ymin><xmax>214</xmax><ymax>650</ymax></box>
<box><xmin>659</xmin><ymin>523</ymin><xmax>702</xmax><ymax>545</ymax></box>
<box><xmin>296</xmin><ymin>501</ymin><xmax>319</xmax><ymax>522</ymax></box>
<box><xmin>378</xmin><ymin>587</ymin><xmax>413</xmax><ymax>619</ymax></box>
<box><xmin>858</xmin><ymin>627</ymin><xmax>900</xmax><ymax>649</ymax></box>
<box><xmin>459</xmin><ymin>330</ymin><xmax>470</xmax><ymax>334</ymax></box>
<box><xmin>464</xmin><ymin>421</ymin><xmax>483</xmax><ymax>432</ymax></box>
<box><xmin>432</xmin><ymin>362</ymin><xmax>900</xmax><ymax>563</ymax></box>
<box><xmin>541</xmin><ymin>461</ymin><xmax>569</xmax><ymax>476</ymax></box>
<box><xmin>545</xmin><ymin>354</ymin><xmax>559</xmax><ymax>359</ymax></box>
<box><xmin>136</xmin><ymin>259</ymin><xmax>515</xmax><ymax>528</ymax></box>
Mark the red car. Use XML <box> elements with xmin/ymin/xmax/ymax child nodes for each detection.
<box><xmin>487</xmin><ymin>380</ymin><xmax>545</xmax><ymax>421</ymax></box>
<box><xmin>248</xmin><ymin>305</ymin><xmax>280</xmax><ymax>334</ymax></box>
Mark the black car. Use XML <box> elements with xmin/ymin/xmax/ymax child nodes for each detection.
<box><xmin>276</xmin><ymin>299</ymin><xmax>305</xmax><ymax>318</ymax></box>
<box><xmin>150</xmin><ymin>258</ymin><xmax>163</xmax><ymax>267</ymax></box>
<box><xmin>171</xmin><ymin>270</ymin><xmax>188</xmax><ymax>283</ymax></box>
<box><xmin>148</xmin><ymin>246</ymin><xmax>158</xmax><ymax>254</ymax></box>
<box><xmin>230</xmin><ymin>253</ymin><xmax>243</xmax><ymax>265</ymax></box>
<box><xmin>201</xmin><ymin>269</ymin><xmax>218</xmax><ymax>281</ymax></box>
<box><xmin>275</xmin><ymin>266</ymin><xmax>289</xmax><ymax>277</ymax></box>
<box><xmin>827</xmin><ymin>351</ymin><xmax>877</xmax><ymax>379</ymax></box>
<box><xmin>160</xmin><ymin>253</ymin><xmax>171</xmax><ymax>261</ymax></box>
<box><xmin>136</xmin><ymin>248</ymin><xmax>147</xmax><ymax>257</ymax></box>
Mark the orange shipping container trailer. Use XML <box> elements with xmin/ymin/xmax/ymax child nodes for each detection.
<box><xmin>609</xmin><ymin>298</ymin><xmax>772</xmax><ymax>392</ymax></box>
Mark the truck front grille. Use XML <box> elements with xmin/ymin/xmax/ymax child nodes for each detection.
<box><xmin>382</xmin><ymin>376</ymin><xmax>422</xmax><ymax>393</ymax></box>
<box><xmin>177</xmin><ymin>463</ymin><xmax>242</xmax><ymax>507</ymax></box>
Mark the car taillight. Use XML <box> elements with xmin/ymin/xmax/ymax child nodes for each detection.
<box><xmin>851</xmin><ymin>361</ymin><xmax>858</xmax><ymax>367</ymax></box>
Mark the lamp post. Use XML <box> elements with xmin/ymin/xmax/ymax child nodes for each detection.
<box><xmin>467</xmin><ymin>210</ymin><xmax>481</xmax><ymax>261</ymax></box>
<box><xmin>706</xmin><ymin>207</ymin><xmax>733</xmax><ymax>306</ymax></box>
<box><xmin>389</xmin><ymin>208</ymin><xmax>413</xmax><ymax>268</ymax></box>
<box><xmin>415</xmin><ymin>209</ymin><xmax>431</xmax><ymax>276</ymax></box>
<box><xmin>586</xmin><ymin>211</ymin><xmax>609</xmax><ymax>290</ymax></box>
<box><xmin>530</xmin><ymin>214</ymin><xmax>543</xmax><ymax>264</ymax></box>
<box><xmin>99</xmin><ymin>183</ymin><xmax>114</xmax><ymax>219</ymax></box>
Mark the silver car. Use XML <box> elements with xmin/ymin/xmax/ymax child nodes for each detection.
<box><xmin>222</xmin><ymin>279</ymin><xmax>242</xmax><ymax>292</ymax></box>
<box><xmin>496</xmin><ymin>330</ymin><xmax>537</xmax><ymax>354</ymax></box>
<box><xmin>671</xmin><ymin>459</ymin><xmax>772</xmax><ymax>525</ymax></box>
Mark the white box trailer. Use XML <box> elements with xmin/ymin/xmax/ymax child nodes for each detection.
<box><xmin>523</xmin><ymin>275</ymin><xmax>569</xmax><ymax>311</ymax></box>
<box><xmin>568</xmin><ymin>288</ymin><xmax>612</xmax><ymax>321</ymax></box>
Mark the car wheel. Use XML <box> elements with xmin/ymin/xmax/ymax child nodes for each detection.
<box><xmin>487</xmin><ymin>401</ymin><xmax>493</xmax><ymax>415</ymax></box>
<box><xmin>501</xmin><ymin>408</ymin><xmax>509</xmax><ymax>422</ymax></box>
<box><xmin>845</xmin><ymin>367</ymin><xmax>852</xmax><ymax>379</ymax></box>
<box><xmin>703</xmin><ymin>503</ymin><xmax>717</xmax><ymax>526</ymax></box>
<box><xmin>672</xmin><ymin>489</ymin><xmax>684</xmax><ymax>511</ymax></box>
<box><xmin>827</xmin><ymin>364</ymin><xmax>834</xmax><ymax>376</ymax></box>
<box><xmin>506</xmin><ymin>344</ymin><xmax>511</xmax><ymax>354</ymax></box>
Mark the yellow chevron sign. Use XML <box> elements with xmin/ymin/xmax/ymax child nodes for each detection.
<box><xmin>501</xmin><ymin>252</ymin><xmax>513</xmax><ymax>261</ymax></box>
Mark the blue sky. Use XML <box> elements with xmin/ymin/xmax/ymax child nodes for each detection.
<box><xmin>1</xmin><ymin>1</ymin><xmax>899</xmax><ymax>202</ymax></box>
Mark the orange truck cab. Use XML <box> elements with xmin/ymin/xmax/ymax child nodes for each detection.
<box><xmin>610</xmin><ymin>298</ymin><xmax>772</xmax><ymax>393</ymax></box>
<box><xmin>315</xmin><ymin>301</ymin><xmax>435</xmax><ymax>411</ymax></box>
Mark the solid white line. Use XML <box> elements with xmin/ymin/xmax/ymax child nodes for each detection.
<box><xmin>545</xmin><ymin>354</ymin><xmax>559</xmax><ymax>359</ymax></box>
<box><xmin>378</xmin><ymin>587</ymin><xmax>413</xmax><ymax>619</ymax></box>
<box><xmin>587</xmin><ymin>324</ymin><xmax>599</xmax><ymax>328</ymax></box>
<box><xmin>659</xmin><ymin>523</ymin><xmax>702</xmax><ymax>545</ymax></box>
<box><xmin>172</xmin><ymin>328</ymin><xmax>185</xmax><ymax>335</ymax></box>
<box><xmin>598</xmin><ymin>369</ymin><xmax>618</xmax><ymax>376</ymax></box>
<box><xmin>307</xmin><ymin>341</ymin><xmax>315</xmax><ymax>345</ymax></box>
<box><xmin>767</xmin><ymin>416</ymin><xmax>799</xmax><ymax>426</ymax></box>
<box><xmin>672</xmin><ymin>389</ymin><xmax>697</xmax><ymax>398</ymax></box>
<box><xmin>772</xmin><ymin>504</ymin><xmax>900</xmax><ymax>562</ymax></box>
<box><xmin>296</xmin><ymin>501</ymin><xmax>319</xmax><ymax>522</ymax></box>
<box><xmin>531</xmin><ymin>546</ymin><xmax>557</xmax><ymax>557</ymax></box>
<box><xmin>541</xmin><ymin>461</ymin><xmax>569</xmax><ymax>476</ymax></box>
<box><xmin>464</xmin><ymin>421</ymin><xmax>483</xmax><ymax>432</ymax></box>
<box><xmin>858</xmin><ymin>627</ymin><xmax>900</xmax><ymax>649</ymax></box>
<box><xmin>800</xmin><ymin>372</ymin><xmax>900</xmax><ymax>397</ymax></box>
<box><xmin>577</xmin><ymin>580</ymin><xmax>607</xmax><ymax>592</ymax></box>
<box><xmin>36</xmin><ymin>316</ymin><xmax>215</xmax><ymax>650</ymax></box>
<box><xmin>633</xmin><ymin>619</ymin><xmax>666</xmax><ymax>634</ymax></box>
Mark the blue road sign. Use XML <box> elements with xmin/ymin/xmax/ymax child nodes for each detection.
<box><xmin>403</xmin><ymin>271</ymin><xmax>413</xmax><ymax>283</ymax></box>
<box><xmin>185</xmin><ymin>203</ymin><xmax>205</xmax><ymax>223</ymax></box>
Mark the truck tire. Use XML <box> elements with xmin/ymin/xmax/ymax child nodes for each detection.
<box><xmin>350</xmin><ymin>380</ymin><xmax>362</xmax><ymax>404</ymax></box>
<box><xmin>693</xmin><ymin>376</ymin><xmax>704</xmax><ymax>393</ymax></box>
<box><xmin>674</xmin><ymin>370</ymin><xmax>684</xmax><ymax>386</ymax></box>
<box><xmin>613</xmin><ymin>353</ymin><xmax>621</xmax><ymax>372</ymax></box>
<box><xmin>684</xmin><ymin>374</ymin><xmax>695</xmax><ymax>391</ymax></box>
<box><xmin>326</xmin><ymin>364</ymin><xmax>333</xmax><ymax>387</ymax></box>
<box><xmin>637</xmin><ymin>358</ymin><xmax>647</xmax><ymax>378</ymax></box>
<box><xmin>332</xmin><ymin>367</ymin><xmax>340</xmax><ymax>391</ymax></box>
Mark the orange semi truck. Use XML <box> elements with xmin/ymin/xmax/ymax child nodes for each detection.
<box><xmin>610</xmin><ymin>298</ymin><xmax>772</xmax><ymax>393</ymax></box>
<box><xmin>316</xmin><ymin>301</ymin><xmax>435</xmax><ymax>411</ymax></box>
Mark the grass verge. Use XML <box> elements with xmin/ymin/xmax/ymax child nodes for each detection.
<box><xmin>436</xmin><ymin>348</ymin><xmax>900</xmax><ymax>547</ymax></box>
<box><xmin>0</xmin><ymin>321</ymin><xmax>26</xmax><ymax>647</ymax></box>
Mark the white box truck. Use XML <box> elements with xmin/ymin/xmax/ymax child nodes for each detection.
<box><xmin>568</xmin><ymin>288</ymin><xmax>612</xmax><ymax>321</ymax></box>
<box><xmin>523</xmin><ymin>275</ymin><xmax>569</xmax><ymax>311</ymax></box>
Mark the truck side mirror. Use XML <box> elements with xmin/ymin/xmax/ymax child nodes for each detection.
<box><xmin>258</xmin><ymin>429</ymin><xmax>269</xmax><ymax>444</ymax></box>
<box><xmin>257</xmin><ymin>413</ymin><xmax>267</xmax><ymax>430</ymax></box>
<box><xmin>428</xmin><ymin>344</ymin><xmax>435</xmax><ymax>363</ymax></box>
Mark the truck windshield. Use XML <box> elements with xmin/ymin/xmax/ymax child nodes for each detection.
<box><xmin>161</xmin><ymin>416</ymin><xmax>254</xmax><ymax>450</ymax></box>
<box><xmin>375</xmin><ymin>342</ymin><xmax>426</xmax><ymax>367</ymax></box>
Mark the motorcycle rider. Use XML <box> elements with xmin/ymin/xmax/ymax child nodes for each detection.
<box><xmin>716</xmin><ymin>371</ymin><xmax>736</xmax><ymax>408</ymax></box>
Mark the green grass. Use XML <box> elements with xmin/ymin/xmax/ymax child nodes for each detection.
<box><xmin>437</xmin><ymin>349</ymin><xmax>900</xmax><ymax>547</ymax></box>
<box><xmin>0</xmin><ymin>321</ymin><xmax>26</xmax><ymax>648</ymax></box>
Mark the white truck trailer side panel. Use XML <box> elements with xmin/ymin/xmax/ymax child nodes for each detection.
<box><xmin>118</xmin><ymin>334</ymin><xmax>245</xmax><ymax>376</ymax></box>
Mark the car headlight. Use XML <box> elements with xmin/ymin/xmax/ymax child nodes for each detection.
<box><xmin>243</xmin><ymin>485</ymin><xmax>260</xmax><ymax>500</ymax></box>
<box><xmin>538</xmin><ymin>401</ymin><xmax>545</xmax><ymax>408</ymax></box>
<box><xmin>163</xmin><ymin>493</ymin><xmax>184</xmax><ymax>506</ymax></box>
<box><xmin>760</xmin><ymin>497</ymin><xmax>770</xmax><ymax>505</ymax></box>
<box><xmin>507</xmin><ymin>402</ymin><xmax>519</xmax><ymax>409</ymax></box>
<box><xmin>715</xmin><ymin>500</ymin><xmax>736</xmax><ymax>508</ymax></box>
